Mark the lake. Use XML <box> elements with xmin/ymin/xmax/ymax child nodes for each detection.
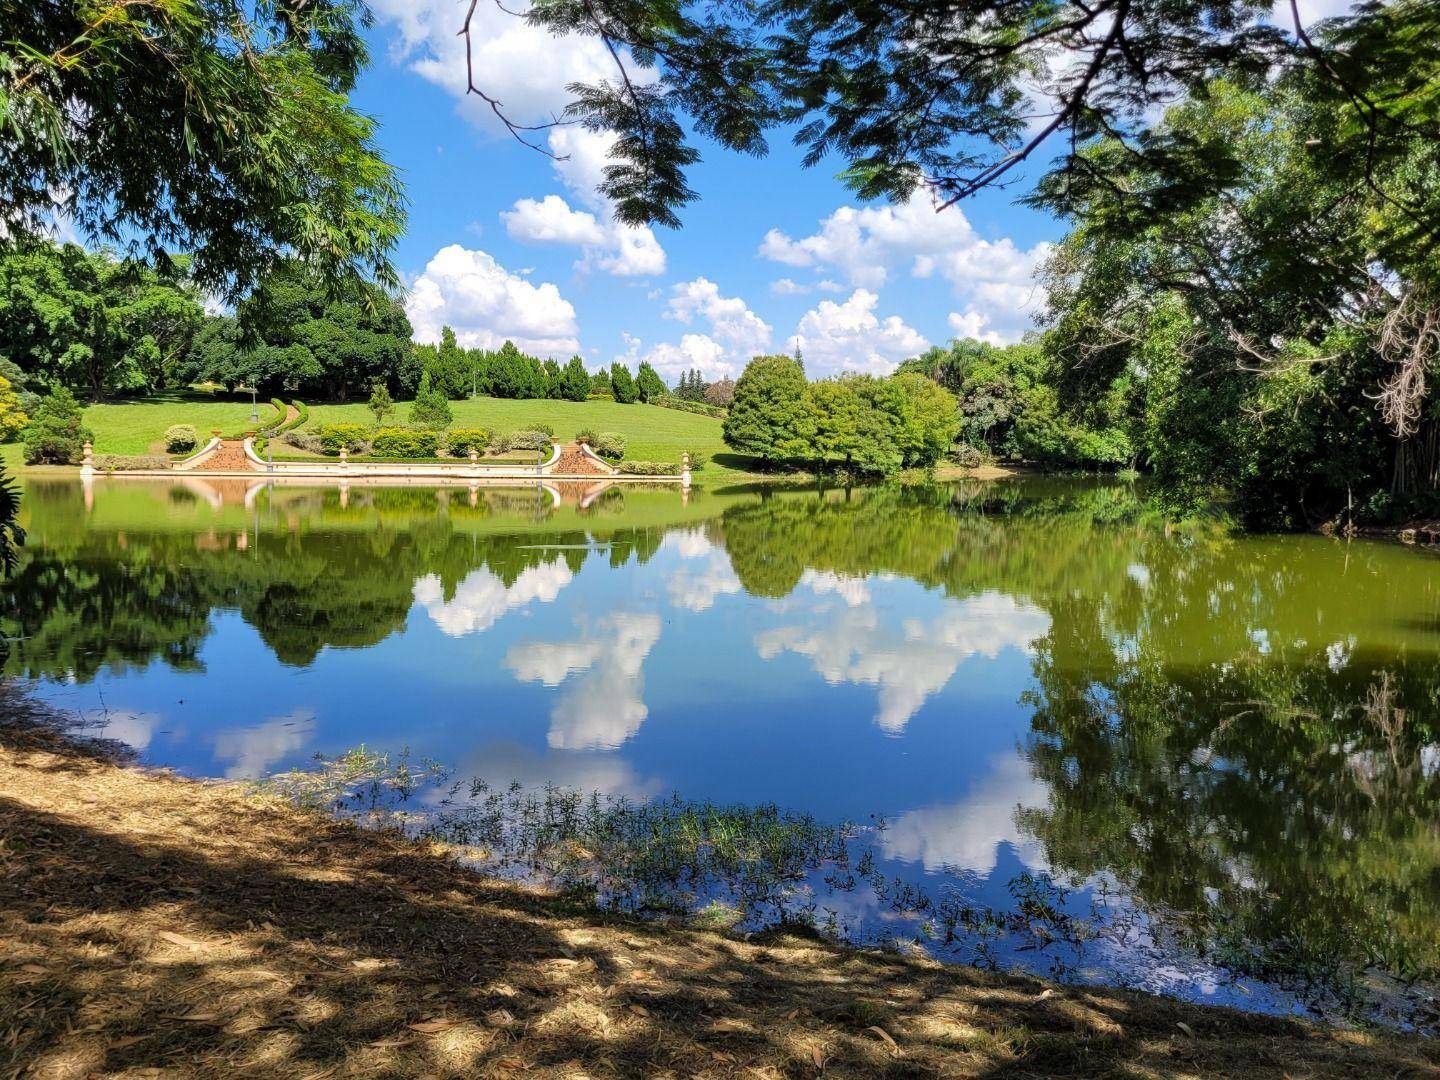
<box><xmin>7</xmin><ymin>474</ymin><xmax>1440</xmax><ymax>1032</ymax></box>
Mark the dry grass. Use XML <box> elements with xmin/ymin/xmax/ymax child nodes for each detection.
<box><xmin>1</xmin><ymin>702</ymin><xmax>1435</xmax><ymax>1079</ymax></box>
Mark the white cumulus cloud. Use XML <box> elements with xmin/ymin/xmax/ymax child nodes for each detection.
<box><xmin>881</xmin><ymin>754</ymin><xmax>1049</xmax><ymax>875</ymax></box>
<box><xmin>792</xmin><ymin>289</ymin><xmax>929</xmax><ymax>375</ymax></box>
<box><xmin>621</xmin><ymin>278</ymin><xmax>773</xmax><ymax>381</ymax></box>
<box><xmin>760</xmin><ymin>194</ymin><xmax>1050</xmax><ymax>343</ymax></box>
<box><xmin>407</xmin><ymin>244</ymin><xmax>581</xmax><ymax>357</ymax></box>
<box><xmin>502</xmin><ymin>193</ymin><xmax>666</xmax><ymax>278</ymax></box>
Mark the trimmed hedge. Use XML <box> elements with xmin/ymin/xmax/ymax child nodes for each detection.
<box><xmin>314</xmin><ymin>422</ymin><xmax>369</xmax><ymax>455</ymax></box>
<box><xmin>497</xmin><ymin>429</ymin><xmax>551</xmax><ymax>453</ymax></box>
<box><xmin>369</xmin><ymin>427</ymin><xmax>439</xmax><ymax>458</ymax></box>
<box><xmin>445</xmin><ymin>428</ymin><xmax>491</xmax><ymax>456</ymax></box>
<box><xmin>95</xmin><ymin>454</ymin><xmax>171</xmax><ymax>472</ymax></box>
<box><xmin>617</xmin><ymin>460</ymin><xmax>679</xmax><ymax>475</ymax></box>
<box><xmin>654</xmin><ymin>396</ymin><xmax>726</xmax><ymax>419</ymax></box>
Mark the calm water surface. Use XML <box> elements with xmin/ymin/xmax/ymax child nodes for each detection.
<box><xmin>8</xmin><ymin>475</ymin><xmax>1440</xmax><ymax>1030</ymax></box>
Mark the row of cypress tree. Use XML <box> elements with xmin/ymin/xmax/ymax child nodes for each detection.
<box><xmin>415</xmin><ymin>327</ymin><xmax>667</xmax><ymax>404</ymax></box>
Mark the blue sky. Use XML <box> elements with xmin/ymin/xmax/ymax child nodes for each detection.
<box><xmin>350</xmin><ymin>2</ymin><xmax>1064</xmax><ymax>382</ymax></box>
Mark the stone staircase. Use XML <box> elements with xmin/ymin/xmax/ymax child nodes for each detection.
<box><xmin>191</xmin><ymin>440</ymin><xmax>258</xmax><ymax>472</ymax></box>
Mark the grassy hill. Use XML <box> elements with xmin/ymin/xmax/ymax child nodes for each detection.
<box><xmin>304</xmin><ymin>397</ymin><xmax>744</xmax><ymax>476</ymax></box>
<box><xmin>71</xmin><ymin>391</ymin><xmax>758</xmax><ymax>480</ymax></box>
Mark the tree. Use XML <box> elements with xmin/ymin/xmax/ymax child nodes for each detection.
<box><xmin>184</xmin><ymin>261</ymin><xmax>413</xmax><ymax>400</ymax></box>
<box><xmin>610</xmin><ymin>362</ymin><xmax>638</xmax><ymax>403</ymax></box>
<box><xmin>722</xmin><ymin>355</ymin><xmax>814</xmax><ymax>462</ymax></box>
<box><xmin>559</xmin><ymin>356</ymin><xmax>591</xmax><ymax>402</ymax></box>
<box><xmin>704</xmin><ymin>377</ymin><xmax>735</xmax><ymax>407</ymax></box>
<box><xmin>635</xmin><ymin>361</ymin><xmax>667</xmax><ymax>403</ymax></box>
<box><xmin>0</xmin><ymin>376</ymin><xmax>29</xmax><ymax>442</ymax></box>
<box><xmin>543</xmin><ymin>358</ymin><xmax>564</xmax><ymax>399</ymax></box>
<box><xmin>590</xmin><ymin>368</ymin><xmax>613</xmax><ymax>396</ymax></box>
<box><xmin>367</xmin><ymin>383</ymin><xmax>395</xmax><ymax>427</ymax></box>
<box><xmin>24</xmin><ymin>386</ymin><xmax>91</xmax><ymax>464</ymax></box>
<box><xmin>485</xmin><ymin>341</ymin><xmax>546</xmax><ymax>400</ymax></box>
<box><xmin>2</xmin><ymin>0</ymin><xmax>404</xmax><ymax>295</ymax></box>
<box><xmin>426</xmin><ymin>327</ymin><xmax>468</xmax><ymax>399</ymax></box>
<box><xmin>409</xmin><ymin>371</ymin><xmax>452</xmax><ymax>431</ymax></box>
<box><xmin>0</xmin><ymin>241</ymin><xmax>205</xmax><ymax>397</ymax></box>
<box><xmin>464</xmin><ymin>0</ymin><xmax>1424</xmax><ymax>237</ymax></box>
<box><xmin>1035</xmin><ymin>77</ymin><xmax>1433</xmax><ymax>524</ymax></box>
<box><xmin>892</xmin><ymin>372</ymin><xmax>961</xmax><ymax>467</ymax></box>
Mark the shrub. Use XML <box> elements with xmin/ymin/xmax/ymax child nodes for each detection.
<box><xmin>445</xmin><ymin>428</ymin><xmax>491</xmax><ymax>456</ymax></box>
<box><xmin>590</xmin><ymin>431</ymin><xmax>626</xmax><ymax>460</ymax></box>
<box><xmin>528</xmin><ymin>421</ymin><xmax>555</xmax><ymax>437</ymax></box>
<box><xmin>684</xmin><ymin>449</ymin><xmax>708</xmax><ymax>472</ymax></box>
<box><xmin>369</xmin><ymin>427</ymin><xmax>439</xmax><ymax>458</ymax></box>
<box><xmin>617</xmin><ymin>460</ymin><xmax>678</xmax><ymax>475</ymax></box>
<box><xmin>409</xmin><ymin>370</ymin><xmax>453</xmax><ymax>429</ymax></box>
<box><xmin>280</xmin><ymin>429</ymin><xmax>326</xmax><ymax>454</ymax></box>
<box><xmin>314</xmin><ymin>423</ymin><xmax>370</xmax><ymax>455</ymax></box>
<box><xmin>0</xmin><ymin>375</ymin><xmax>27</xmax><ymax>442</ymax></box>
<box><xmin>498</xmin><ymin>429</ymin><xmax>552</xmax><ymax>452</ymax></box>
<box><xmin>656</xmin><ymin>396</ymin><xmax>726</xmax><ymax>419</ymax></box>
<box><xmin>95</xmin><ymin>454</ymin><xmax>171</xmax><ymax>472</ymax></box>
<box><xmin>163</xmin><ymin>424</ymin><xmax>198</xmax><ymax>453</ymax></box>
<box><xmin>23</xmin><ymin>387</ymin><xmax>92</xmax><ymax>465</ymax></box>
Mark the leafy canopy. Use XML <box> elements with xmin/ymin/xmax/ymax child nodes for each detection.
<box><xmin>478</xmin><ymin>0</ymin><xmax>1429</xmax><ymax>233</ymax></box>
<box><xmin>1</xmin><ymin>0</ymin><xmax>405</xmax><ymax>296</ymax></box>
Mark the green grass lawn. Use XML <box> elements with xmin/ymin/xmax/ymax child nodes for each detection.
<box><xmin>63</xmin><ymin>392</ymin><xmax>761</xmax><ymax>480</ymax></box>
<box><xmin>82</xmin><ymin>391</ymin><xmax>281</xmax><ymax>454</ymax></box>
<box><xmin>305</xmin><ymin>398</ymin><xmax>755</xmax><ymax>478</ymax></box>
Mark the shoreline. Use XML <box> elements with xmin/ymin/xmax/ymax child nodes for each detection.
<box><xmin>2</xmin><ymin>704</ymin><xmax>1432</xmax><ymax>1078</ymax></box>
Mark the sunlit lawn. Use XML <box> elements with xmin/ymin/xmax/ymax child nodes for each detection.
<box><xmin>305</xmin><ymin>397</ymin><xmax>753</xmax><ymax>478</ymax></box>
<box><xmin>47</xmin><ymin>391</ymin><xmax>761</xmax><ymax>480</ymax></box>
<box><xmin>81</xmin><ymin>390</ymin><xmax>280</xmax><ymax>454</ymax></box>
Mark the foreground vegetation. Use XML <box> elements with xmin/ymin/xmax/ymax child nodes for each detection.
<box><xmin>2</xmin><ymin>701</ymin><xmax>1432</xmax><ymax>1078</ymax></box>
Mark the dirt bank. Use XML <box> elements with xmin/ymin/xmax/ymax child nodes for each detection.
<box><xmin>2</xmin><ymin>705</ymin><xmax>1433</xmax><ymax>1079</ymax></box>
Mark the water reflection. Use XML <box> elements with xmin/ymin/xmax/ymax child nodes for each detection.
<box><xmin>757</xmin><ymin>590</ymin><xmax>1050</xmax><ymax>733</ymax></box>
<box><xmin>506</xmin><ymin>612</ymin><xmax>663</xmax><ymax>749</ymax></box>
<box><xmin>6</xmin><ymin>475</ymin><xmax>1440</xmax><ymax>1027</ymax></box>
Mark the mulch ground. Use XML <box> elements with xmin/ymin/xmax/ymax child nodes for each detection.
<box><xmin>2</xmin><ymin>696</ymin><xmax>1436</xmax><ymax>1079</ymax></box>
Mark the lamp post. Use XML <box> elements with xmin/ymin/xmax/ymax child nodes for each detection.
<box><xmin>249</xmin><ymin>386</ymin><xmax>258</xmax><ymax>422</ymax></box>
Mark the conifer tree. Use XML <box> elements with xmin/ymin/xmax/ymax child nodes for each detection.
<box><xmin>611</xmin><ymin>362</ymin><xmax>638</xmax><ymax>403</ymax></box>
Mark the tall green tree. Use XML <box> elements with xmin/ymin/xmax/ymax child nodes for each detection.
<box><xmin>610</xmin><ymin>362</ymin><xmax>639</xmax><ymax>403</ymax></box>
<box><xmin>1</xmin><ymin>0</ymin><xmax>404</xmax><ymax>294</ymax></box>
<box><xmin>0</xmin><ymin>242</ymin><xmax>204</xmax><ymax>397</ymax></box>
<box><xmin>1035</xmin><ymin>75</ymin><xmax>1436</xmax><ymax>525</ymax></box>
<box><xmin>635</xmin><ymin>361</ymin><xmax>667</xmax><ymax>403</ymax></box>
<box><xmin>559</xmin><ymin>356</ymin><xmax>591</xmax><ymax>402</ymax></box>
<box><xmin>722</xmin><ymin>355</ymin><xmax>814</xmax><ymax>463</ymax></box>
<box><xmin>182</xmin><ymin>261</ymin><xmax>413</xmax><ymax>400</ymax></box>
<box><xmin>543</xmin><ymin>358</ymin><xmax>564</xmax><ymax>399</ymax></box>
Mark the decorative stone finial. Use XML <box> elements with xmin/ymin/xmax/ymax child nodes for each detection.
<box><xmin>469</xmin><ymin>447</ymin><xmax>478</xmax><ymax>464</ymax></box>
<box><xmin>338</xmin><ymin>447</ymin><xmax>348</xmax><ymax>465</ymax></box>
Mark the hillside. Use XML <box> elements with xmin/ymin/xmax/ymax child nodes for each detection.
<box><xmin>72</xmin><ymin>391</ymin><xmax>756</xmax><ymax>480</ymax></box>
